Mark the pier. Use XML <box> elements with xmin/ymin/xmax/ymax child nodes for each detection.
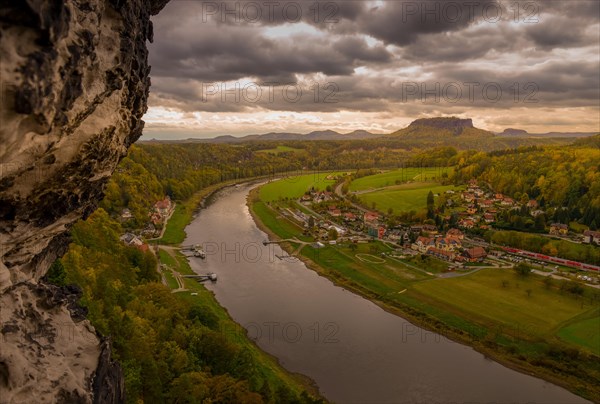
<box><xmin>182</xmin><ymin>273</ymin><xmax>217</xmax><ymax>282</ymax></box>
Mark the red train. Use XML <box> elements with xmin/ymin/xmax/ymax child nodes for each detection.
<box><xmin>501</xmin><ymin>247</ymin><xmax>600</xmax><ymax>272</ymax></box>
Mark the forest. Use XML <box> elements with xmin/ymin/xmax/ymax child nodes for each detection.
<box><xmin>104</xmin><ymin>135</ymin><xmax>600</xmax><ymax>228</ymax></box>
<box><xmin>49</xmin><ymin>209</ymin><xmax>322</xmax><ymax>403</ymax></box>
<box><xmin>452</xmin><ymin>140</ymin><xmax>600</xmax><ymax>229</ymax></box>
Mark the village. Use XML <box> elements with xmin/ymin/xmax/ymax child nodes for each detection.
<box><xmin>278</xmin><ymin>179</ymin><xmax>600</xmax><ymax>275</ymax></box>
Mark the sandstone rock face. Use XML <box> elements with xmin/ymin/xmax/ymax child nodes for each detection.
<box><xmin>409</xmin><ymin>117</ymin><xmax>475</xmax><ymax>133</ymax></box>
<box><xmin>0</xmin><ymin>1</ymin><xmax>168</xmax><ymax>402</ymax></box>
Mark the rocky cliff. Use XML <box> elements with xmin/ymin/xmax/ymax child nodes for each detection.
<box><xmin>0</xmin><ymin>1</ymin><xmax>168</xmax><ymax>402</ymax></box>
<box><xmin>408</xmin><ymin>117</ymin><xmax>474</xmax><ymax>134</ymax></box>
<box><xmin>388</xmin><ymin>116</ymin><xmax>494</xmax><ymax>140</ymax></box>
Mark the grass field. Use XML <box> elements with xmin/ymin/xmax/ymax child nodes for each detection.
<box><xmin>557</xmin><ymin>308</ymin><xmax>600</xmax><ymax>355</ymax></box>
<box><xmin>399</xmin><ymin>254</ymin><xmax>450</xmax><ymax>274</ymax></box>
<box><xmin>349</xmin><ymin>167</ymin><xmax>453</xmax><ymax>191</ymax></box>
<box><xmin>258</xmin><ymin>171</ymin><xmax>348</xmax><ymax>202</ymax></box>
<box><xmin>410</xmin><ymin>269</ymin><xmax>599</xmax><ymax>349</ymax></box>
<box><xmin>252</xmin><ymin>201</ymin><xmax>311</xmax><ymax>240</ymax></box>
<box><xmin>300</xmin><ymin>242</ymin><xmax>433</xmax><ymax>294</ymax></box>
<box><xmin>163</xmin><ymin>267</ymin><xmax>179</xmax><ymax>289</ymax></box>
<box><xmin>357</xmin><ymin>182</ymin><xmax>461</xmax><ymax>213</ymax></box>
<box><xmin>256</xmin><ymin>145</ymin><xmax>303</xmax><ymax>154</ymax></box>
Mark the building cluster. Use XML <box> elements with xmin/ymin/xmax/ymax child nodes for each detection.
<box><xmin>119</xmin><ymin>196</ymin><xmax>175</xmax><ymax>239</ymax></box>
<box><xmin>296</xmin><ymin>191</ymin><xmax>491</xmax><ymax>265</ymax></box>
<box><xmin>300</xmin><ymin>190</ymin><xmax>335</xmax><ymax>204</ymax></box>
<box><xmin>450</xmin><ymin>182</ymin><xmax>599</xmax><ymax>244</ymax></box>
<box><xmin>452</xmin><ymin>182</ymin><xmax>526</xmax><ymax>230</ymax></box>
<box><xmin>150</xmin><ymin>196</ymin><xmax>174</xmax><ymax>226</ymax></box>
<box><xmin>411</xmin><ymin>228</ymin><xmax>487</xmax><ymax>262</ymax></box>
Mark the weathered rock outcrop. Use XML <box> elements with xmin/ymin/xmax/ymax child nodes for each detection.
<box><xmin>409</xmin><ymin>117</ymin><xmax>474</xmax><ymax>133</ymax></box>
<box><xmin>0</xmin><ymin>1</ymin><xmax>168</xmax><ymax>402</ymax></box>
<box><xmin>389</xmin><ymin>116</ymin><xmax>494</xmax><ymax>139</ymax></box>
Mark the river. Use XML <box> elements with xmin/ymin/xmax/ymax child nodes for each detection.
<box><xmin>184</xmin><ymin>183</ymin><xmax>589</xmax><ymax>404</ymax></box>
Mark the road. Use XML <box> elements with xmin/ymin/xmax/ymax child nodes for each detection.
<box><xmin>334</xmin><ymin>182</ymin><xmax>369</xmax><ymax>213</ymax></box>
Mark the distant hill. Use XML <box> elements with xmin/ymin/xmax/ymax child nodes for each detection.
<box><xmin>573</xmin><ymin>134</ymin><xmax>600</xmax><ymax>148</ymax></box>
<box><xmin>387</xmin><ymin>117</ymin><xmax>495</xmax><ymax>138</ymax></box>
<box><xmin>142</xmin><ymin>118</ymin><xmax>598</xmax><ymax>150</ymax></box>
<box><xmin>152</xmin><ymin>129</ymin><xmax>381</xmax><ymax>143</ymax></box>
<box><xmin>496</xmin><ymin>128</ymin><xmax>597</xmax><ymax>138</ymax></box>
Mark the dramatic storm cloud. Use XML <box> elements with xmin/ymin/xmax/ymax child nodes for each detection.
<box><xmin>144</xmin><ymin>0</ymin><xmax>600</xmax><ymax>138</ymax></box>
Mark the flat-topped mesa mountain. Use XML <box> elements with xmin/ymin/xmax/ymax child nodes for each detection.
<box><xmin>0</xmin><ymin>1</ymin><xmax>169</xmax><ymax>402</ymax></box>
<box><xmin>388</xmin><ymin>117</ymin><xmax>495</xmax><ymax>138</ymax></box>
<box><xmin>410</xmin><ymin>117</ymin><xmax>474</xmax><ymax>131</ymax></box>
<box><xmin>498</xmin><ymin>128</ymin><xmax>529</xmax><ymax>136</ymax></box>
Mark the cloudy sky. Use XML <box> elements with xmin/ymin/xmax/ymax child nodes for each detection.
<box><xmin>143</xmin><ymin>0</ymin><xmax>600</xmax><ymax>139</ymax></box>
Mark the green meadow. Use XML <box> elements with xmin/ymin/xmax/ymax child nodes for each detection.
<box><xmin>357</xmin><ymin>182</ymin><xmax>461</xmax><ymax>213</ymax></box>
<box><xmin>259</xmin><ymin>171</ymin><xmax>348</xmax><ymax>202</ymax></box>
<box><xmin>349</xmin><ymin>167</ymin><xmax>453</xmax><ymax>191</ymax></box>
<box><xmin>411</xmin><ymin>269</ymin><xmax>599</xmax><ymax>351</ymax></box>
<box><xmin>556</xmin><ymin>309</ymin><xmax>600</xmax><ymax>355</ymax></box>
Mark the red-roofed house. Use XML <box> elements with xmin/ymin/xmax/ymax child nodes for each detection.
<box><xmin>344</xmin><ymin>212</ymin><xmax>356</xmax><ymax>221</ymax></box>
<box><xmin>435</xmin><ymin>237</ymin><xmax>461</xmax><ymax>251</ymax></box>
<box><xmin>155</xmin><ymin>196</ymin><xmax>172</xmax><ymax>216</ymax></box>
<box><xmin>459</xmin><ymin>219</ymin><xmax>475</xmax><ymax>229</ymax></box>
<box><xmin>427</xmin><ymin>247</ymin><xmax>456</xmax><ymax>261</ymax></box>
<box><xmin>446</xmin><ymin>228</ymin><xmax>464</xmax><ymax>241</ymax></box>
<box><xmin>501</xmin><ymin>197</ymin><xmax>515</xmax><ymax>206</ymax></box>
<box><xmin>363</xmin><ymin>212</ymin><xmax>379</xmax><ymax>224</ymax></box>
<box><xmin>413</xmin><ymin>236</ymin><xmax>434</xmax><ymax>253</ymax></box>
<box><xmin>150</xmin><ymin>211</ymin><xmax>163</xmax><ymax>225</ymax></box>
<box><xmin>483</xmin><ymin>213</ymin><xmax>495</xmax><ymax>223</ymax></box>
<box><xmin>464</xmin><ymin>246</ymin><xmax>487</xmax><ymax>262</ymax></box>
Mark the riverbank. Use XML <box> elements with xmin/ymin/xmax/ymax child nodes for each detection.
<box><xmin>247</xmin><ymin>187</ymin><xmax>600</xmax><ymax>402</ymax></box>
<box><xmin>159</xmin><ymin>180</ymin><xmax>244</xmax><ymax>244</ymax></box>
<box><xmin>156</xmin><ymin>179</ymin><xmax>326</xmax><ymax>401</ymax></box>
